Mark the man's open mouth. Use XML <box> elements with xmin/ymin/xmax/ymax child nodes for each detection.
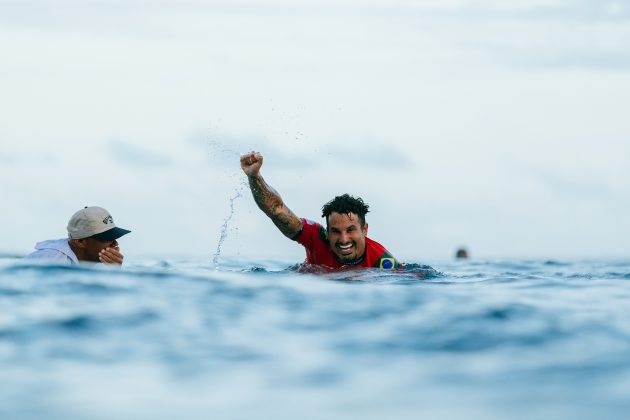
<box><xmin>337</xmin><ymin>243</ymin><xmax>354</xmax><ymax>254</ymax></box>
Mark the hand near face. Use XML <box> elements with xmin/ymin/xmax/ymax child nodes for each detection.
<box><xmin>240</xmin><ymin>151</ymin><xmax>263</xmax><ymax>177</ymax></box>
<box><xmin>99</xmin><ymin>246</ymin><xmax>124</xmax><ymax>266</ymax></box>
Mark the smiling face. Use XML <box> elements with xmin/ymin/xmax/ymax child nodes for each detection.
<box><xmin>326</xmin><ymin>212</ymin><xmax>368</xmax><ymax>264</ymax></box>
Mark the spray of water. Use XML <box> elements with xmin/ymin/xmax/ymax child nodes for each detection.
<box><xmin>206</xmin><ymin>131</ymin><xmax>247</xmax><ymax>270</ymax></box>
<box><xmin>208</xmin><ymin>138</ymin><xmax>241</xmax><ymax>159</ymax></box>
<box><xmin>212</xmin><ymin>184</ymin><xmax>245</xmax><ymax>270</ymax></box>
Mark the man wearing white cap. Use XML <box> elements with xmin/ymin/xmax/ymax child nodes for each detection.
<box><xmin>25</xmin><ymin>206</ymin><xmax>131</xmax><ymax>265</ymax></box>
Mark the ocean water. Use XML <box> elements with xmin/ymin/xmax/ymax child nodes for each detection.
<box><xmin>1</xmin><ymin>256</ymin><xmax>629</xmax><ymax>420</ymax></box>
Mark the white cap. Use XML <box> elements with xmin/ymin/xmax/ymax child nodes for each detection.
<box><xmin>67</xmin><ymin>206</ymin><xmax>131</xmax><ymax>240</ymax></box>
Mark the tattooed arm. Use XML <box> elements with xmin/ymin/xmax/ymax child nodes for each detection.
<box><xmin>240</xmin><ymin>151</ymin><xmax>303</xmax><ymax>239</ymax></box>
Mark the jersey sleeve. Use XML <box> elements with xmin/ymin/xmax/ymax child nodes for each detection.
<box><xmin>372</xmin><ymin>251</ymin><xmax>401</xmax><ymax>270</ymax></box>
<box><xmin>292</xmin><ymin>218</ymin><xmax>327</xmax><ymax>249</ymax></box>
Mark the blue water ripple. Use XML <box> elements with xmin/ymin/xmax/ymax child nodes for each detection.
<box><xmin>2</xmin><ymin>257</ymin><xmax>630</xmax><ymax>419</ymax></box>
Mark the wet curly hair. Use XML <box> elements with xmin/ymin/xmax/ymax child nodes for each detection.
<box><xmin>321</xmin><ymin>194</ymin><xmax>370</xmax><ymax>227</ymax></box>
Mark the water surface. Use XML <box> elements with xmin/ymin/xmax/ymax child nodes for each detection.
<box><xmin>1</xmin><ymin>257</ymin><xmax>629</xmax><ymax>419</ymax></box>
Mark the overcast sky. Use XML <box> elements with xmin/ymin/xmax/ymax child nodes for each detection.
<box><xmin>1</xmin><ymin>0</ymin><xmax>629</xmax><ymax>261</ymax></box>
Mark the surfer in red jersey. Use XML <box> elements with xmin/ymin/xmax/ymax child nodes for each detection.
<box><xmin>240</xmin><ymin>151</ymin><xmax>400</xmax><ymax>271</ymax></box>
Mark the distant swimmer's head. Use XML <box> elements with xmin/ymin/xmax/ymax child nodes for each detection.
<box><xmin>455</xmin><ymin>247</ymin><xmax>469</xmax><ymax>259</ymax></box>
<box><xmin>321</xmin><ymin>194</ymin><xmax>370</xmax><ymax>264</ymax></box>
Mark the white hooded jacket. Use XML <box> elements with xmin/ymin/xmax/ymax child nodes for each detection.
<box><xmin>25</xmin><ymin>239</ymin><xmax>79</xmax><ymax>265</ymax></box>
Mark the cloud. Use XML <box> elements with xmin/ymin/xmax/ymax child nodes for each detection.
<box><xmin>537</xmin><ymin>170</ymin><xmax>613</xmax><ymax>199</ymax></box>
<box><xmin>0</xmin><ymin>154</ymin><xmax>16</xmax><ymax>164</ymax></box>
<box><xmin>191</xmin><ymin>130</ymin><xmax>411</xmax><ymax>171</ymax></box>
<box><xmin>453</xmin><ymin>3</ymin><xmax>630</xmax><ymax>70</ymax></box>
<box><xmin>105</xmin><ymin>140</ymin><xmax>175</xmax><ymax>168</ymax></box>
<box><xmin>325</xmin><ymin>142</ymin><xmax>412</xmax><ymax>169</ymax></box>
<box><xmin>4</xmin><ymin>0</ymin><xmax>630</xmax><ymax>24</ymax></box>
<box><xmin>5</xmin><ymin>0</ymin><xmax>629</xmax><ymax>73</ymax></box>
<box><xmin>477</xmin><ymin>38</ymin><xmax>630</xmax><ymax>70</ymax></box>
<box><xmin>189</xmin><ymin>131</ymin><xmax>317</xmax><ymax>170</ymax></box>
<box><xmin>517</xmin><ymin>0</ymin><xmax>630</xmax><ymax>22</ymax></box>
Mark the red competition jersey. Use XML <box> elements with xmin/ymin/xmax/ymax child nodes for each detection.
<box><xmin>293</xmin><ymin>218</ymin><xmax>401</xmax><ymax>270</ymax></box>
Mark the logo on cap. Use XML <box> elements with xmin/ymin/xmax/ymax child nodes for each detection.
<box><xmin>103</xmin><ymin>216</ymin><xmax>114</xmax><ymax>225</ymax></box>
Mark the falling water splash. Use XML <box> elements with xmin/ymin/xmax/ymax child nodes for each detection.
<box><xmin>212</xmin><ymin>184</ymin><xmax>245</xmax><ymax>270</ymax></box>
<box><xmin>206</xmin><ymin>130</ymin><xmax>247</xmax><ymax>270</ymax></box>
